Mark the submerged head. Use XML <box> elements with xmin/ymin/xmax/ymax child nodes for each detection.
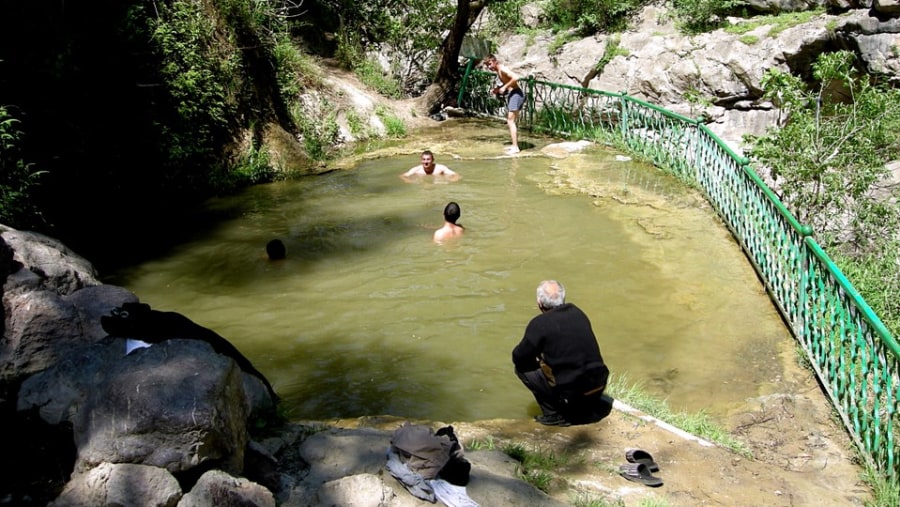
<box><xmin>443</xmin><ymin>202</ymin><xmax>461</xmax><ymax>224</ymax></box>
<box><xmin>266</xmin><ymin>239</ymin><xmax>286</xmax><ymax>260</ymax></box>
<box><xmin>536</xmin><ymin>280</ymin><xmax>566</xmax><ymax>311</ymax></box>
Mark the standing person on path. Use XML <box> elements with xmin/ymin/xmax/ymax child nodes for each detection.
<box><xmin>483</xmin><ymin>54</ymin><xmax>525</xmax><ymax>154</ymax></box>
<box><xmin>400</xmin><ymin>150</ymin><xmax>460</xmax><ymax>182</ymax></box>
<box><xmin>512</xmin><ymin>280</ymin><xmax>611</xmax><ymax>426</ymax></box>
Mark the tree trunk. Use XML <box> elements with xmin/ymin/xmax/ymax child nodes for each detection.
<box><xmin>418</xmin><ymin>0</ymin><xmax>489</xmax><ymax>115</ymax></box>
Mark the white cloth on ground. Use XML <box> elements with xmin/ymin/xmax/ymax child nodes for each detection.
<box><xmin>428</xmin><ymin>478</ymin><xmax>479</xmax><ymax>507</ymax></box>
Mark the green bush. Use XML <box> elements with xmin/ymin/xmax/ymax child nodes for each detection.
<box><xmin>543</xmin><ymin>0</ymin><xmax>644</xmax><ymax>34</ymax></box>
<box><xmin>484</xmin><ymin>0</ymin><xmax>529</xmax><ymax>36</ymax></box>
<box><xmin>376</xmin><ymin>106</ymin><xmax>406</xmax><ymax>137</ymax></box>
<box><xmin>671</xmin><ymin>0</ymin><xmax>746</xmax><ymax>34</ymax></box>
<box><xmin>747</xmin><ymin>51</ymin><xmax>900</xmax><ymax>336</ymax></box>
<box><xmin>0</xmin><ymin>107</ymin><xmax>44</xmax><ymax>229</ymax></box>
<box><xmin>293</xmin><ymin>101</ymin><xmax>342</xmax><ymax>160</ymax></box>
<box><xmin>747</xmin><ymin>51</ymin><xmax>900</xmax><ymax>248</ymax></box>
<box><xmin>146</xmin><ymin>0</ymin><xmax>241</xmax><ymax>169</ymax></box>
<box><xmin>233</xmin><ymin>145</ymin><xmax>276</xmax><ymax>185</ymax></box>
<box><xmin>345</xmin><ymin>109</ymin><xmax>368</xmax><ymax>138</ymax></box>
<box><xmin>355</xmin><ymin>58</ymin><xmax>403</xmax><ymax>99</ymax></box>
<box><xmin>273</xmin><ymin>36</ymin><xmax>323</xmax><ymax>100</ymax></box>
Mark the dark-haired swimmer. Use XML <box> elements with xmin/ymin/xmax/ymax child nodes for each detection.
<box><xmin>266</xmin><ymin>239</ymin><xmax>286</xmax><ymax>260</ymax></box>
<box><xmin>433</xmin><ymin>202</ymin><xmax>465</xmax><ymax>243</ymax></box>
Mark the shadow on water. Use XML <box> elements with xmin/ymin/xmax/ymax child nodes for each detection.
<box><xmin>105</xmin><ymin>120</ymin><xmax>795</xmax><ymax>423</ymax></box>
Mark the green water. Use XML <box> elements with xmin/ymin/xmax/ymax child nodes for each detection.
<box><xmin>105</xmin><ymin>120</ymin><xmax>793</xmax><ymax>422</ymax></box>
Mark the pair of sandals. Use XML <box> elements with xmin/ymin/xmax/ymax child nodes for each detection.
<box><xmin>618</xmin><ymin>449</ymin><xmax>663</xmax><ymax>487</ymax></box>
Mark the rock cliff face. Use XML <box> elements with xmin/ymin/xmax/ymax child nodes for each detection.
<box><xmin>486</xmin><ymin>4</ymin><xmax>900</xmax><ymax>151</ymax></box>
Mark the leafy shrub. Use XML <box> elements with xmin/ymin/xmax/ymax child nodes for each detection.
<box><xmin>329</xmin><ymin>1</ymin><xmax>453</xmax><ymax>95</ymax></box>
<box><xmin>375</xmin><ymin>106</ymin><xmax>406</xmax><ymax>137</ymax></box>
<box><xmin>484</xmin><ymin>0</ymin><xmax>529</xmax><ymax>36</ymax></box>
<box><xmin>147</xmin><ymin>0</ymin><xmax>241</xmax><ymax>169</ymax></box>
<box><xmin>594</xmin><ymin>35</ymin><xmax>628</xmax><ymax>74</ymax></box>
<box><xmin>746</xmin><ymin>51</ymin><xmax>900</xmax><ymax>335</ymax></box>
<box><xmin>294</xmin><ymin>101</ymin><xmax>341</xmax><ymax>160</ymax></box>
<box><xmin>671</xmin><ymin>0</ymin><xmax>746</xmax><ymax>34</ymax></box>
<box><xmin>543</xmin><ymin>0</ymin><xmax>644</xmax><ymax>34</ymax></box>
<box><xmin>273</xmin><ymin>36</ymin><xmax>323</xmax><ymax>100</ymax></box>
<box><xmin>355</xmin><ymin>58</ymin><xmax>403</xmax><ymax>99</ymax></box>
<box><xmin>233</xmin><ymin>145</ymin><xmax>276</xmax><ymax>185</ymax></box>
<box><xmin>0</xmin><ymin>107</ymin><xmax>44</xmax><ymax>228</ymax></box>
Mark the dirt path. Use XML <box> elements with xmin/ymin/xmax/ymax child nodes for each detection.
<box><xmin>326</xmin><ymin>327</ymin><xmax>869</xmax><ymax>506</ymax></box>
<box><xmin>335</xmin><ymin>364</ymin><xmax>868</xmax><ymax>506</ymax></box>
<box><xmin>454</xmin><ymin>357</ymin><xmax>869</xmax><ymax>506</ymax></box>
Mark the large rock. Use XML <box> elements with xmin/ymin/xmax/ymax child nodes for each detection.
<box><xmin>72</xmin><ymin>339</ymin><xmax>251</xmax><ymax>474</ymax></box>
<box><xmin>50</xmin><ymin>462</ymin><xmax>182</xmax><ymax>507</ymax></box>
<box><xmin>18</xmin><ymin>338</ymin><xmax>252</xmax><ymax>474</ymax></box>
<box><xmin>2</xmin><ymin>224</ymin><xmax>278</xmax><ymax>492</ymax></box>
<box><xmin>492</xmin><ymin>5</ymin><xmax>900</xmax><ymax>151</ymax></box>
<box><xmin>1</xmin><ymin>228</ymin><xmax>100</xmax><ymax>295</ymax></box>
<box><xmin>1</xmin><ymin>285</ymin><xmax>136</xmax><ymax>382</ymax></box>
<box><xmin>746</xmin><ymin>0</ymin><xmax>826</xmax><ymax>12</ymax></box>
<box><xmin>875</xmin><ymin>0</ymin><xmax>900</xmax><ymax>15</ymax></box>
<box><xmin>827</xmin><ymin>0</ymin><xmax>873</xmax><ymax>9</ymax></box>
<box><xmin>178</xmin><ymin>469</ymin><xmax>275</xmax><ymax>507</ymax></box>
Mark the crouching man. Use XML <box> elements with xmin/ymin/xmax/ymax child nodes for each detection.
<box><xmin>512</xmin><ymin>280</ymin><xmax>612</xmax><ymax>426</ymax></box>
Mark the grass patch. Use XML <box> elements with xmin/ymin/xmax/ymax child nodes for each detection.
<box><xmin>738</xmin><ymin>34</ymin><xmax>759</xmax><ymax>45</ymax></box>
<box><xmin>606</xmin><ymin>375</ymin><xmax>753</xmax><ymax>457</ymax></box>
<box><xmin>862</xmin><ymin>464</ymin><xmax>900</xmax><ymax>507</ymax></box>
<box><xmin>595</xmin><ymin>35</ymin><xmax>629</xmax><ymax>75</ymax></box>
<box><xmin>724</xmin><ymin>8</ymin><xmax>824</xmax><ymax>38</ymax></box>
<box><xmin>794</xmin><ymin>344</ymin><xmax>813</xmax><ymax>371</ymax></box>
<box><xmin>354</xmin><ymin>58</ymin><xmax>403</xmax><ymax>99</ymax></box>
<box><xmin>466</xmin><ymin>436</ymin><xmax>497</xmax><ymax>451</ymax></box>
<box><xmin>637</xmin><ymin>498</ymin><xmax>674</xmax><ymax>507</ymax></box>
<box><xmin>549</xmin><ymin>31</ymin><xmax>579</xmax><ymax>55</ymax></box>
<box><xmin>345</xmin><ymin>109</ymin><xmax>369</xmax><ymax>139</ymax></box>
<box><xmin>375</xmin><ymin>105</ymin><xmax>407</xmax><ymax>137</ymax></box>
<box><xmin>572</xmin><ymin>492</ymin><xmax>625</xmax><ymax>507</ymax></box>
<box><xmin>570</xmin><ymin>490</ymin><xmax>671</xmax><ymax>507</ymax></box>
<box><xmin>497</xmin><ymin>441</ymin><xmax>582</xmax><ymax>493</ymax></box>
<box><xmin>467</xmin><ymin>376</ymin><xmax>754</xmax><ymax>497</ymax></box>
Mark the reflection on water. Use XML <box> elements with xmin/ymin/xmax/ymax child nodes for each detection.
<box><xmin>105</xmin><ymin>120</ymin><xmax>793</xmax><ymax>422</ymax></box>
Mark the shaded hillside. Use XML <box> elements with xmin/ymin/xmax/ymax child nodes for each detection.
<box><xmin>0</xmin><ymin>1</ymin><xmax>298</xmax><ymax>270</ymax></box>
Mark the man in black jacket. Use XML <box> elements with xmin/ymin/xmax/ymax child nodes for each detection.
<box><xmin>512</xmin><ymin>280</ymin><xmax>611</xmax><ymax>426</ymax></box>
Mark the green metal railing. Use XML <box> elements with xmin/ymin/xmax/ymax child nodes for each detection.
<box><xmin>459</xmin><ymin>71</ymin><xmax>900</xmax><ymax>480</ymax></box>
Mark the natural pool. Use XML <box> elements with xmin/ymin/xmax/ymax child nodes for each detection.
<box><xmin>104</xmin><ymin>120</ymin><xmax>793</xmax><ymax>422</ymax></box>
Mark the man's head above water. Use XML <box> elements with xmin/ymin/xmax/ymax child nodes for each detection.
<box><xmin>420</xmin><ymin>150</ymin><xmax>437</xmax><ymax>174</ymax></box>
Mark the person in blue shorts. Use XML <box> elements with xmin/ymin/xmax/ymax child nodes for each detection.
<box><xmin>483</xmin><ymin>54</ymin><xmax>525</xmax><ymax>154</ymax></box>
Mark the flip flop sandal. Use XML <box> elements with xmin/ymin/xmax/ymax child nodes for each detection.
<box><xmin>618</xmin><ymin>462</ymin><xmax>663</xmax><ymax>488</ymax></box>
<box><xmin>625</xmin><ymin>448</ymin><xmax>660</xmax><ymax>472</ymax></box>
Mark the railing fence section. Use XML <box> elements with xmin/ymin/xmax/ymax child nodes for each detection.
<box><xmin>459</xmin><ymin>69</ymin><xmax>900</xmax><ymax>480</ymax></box>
